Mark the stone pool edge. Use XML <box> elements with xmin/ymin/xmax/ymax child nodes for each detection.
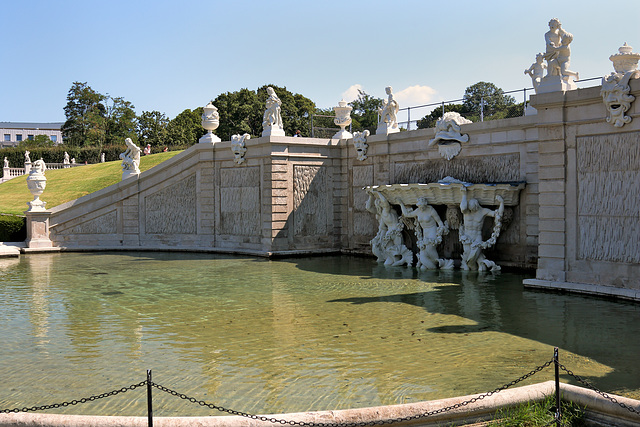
<box><xmin>1</xmin><ymin>381</ymin><xmax>639</xmax><ymax>427</ymax></box>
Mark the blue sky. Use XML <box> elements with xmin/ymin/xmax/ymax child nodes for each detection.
<box><xmin>2</xmin><ymin>0</ymin><xmax>639</xmax><ymax>124</ymax></box>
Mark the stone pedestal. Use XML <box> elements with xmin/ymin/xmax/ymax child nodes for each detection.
<box><xmin>537</xmin><ymin>75</ymin><xmax>577</xmax><ymax>94</ymax></box>
<box><xmin>376</xmin><ymin>122</ymin><xmax>400</xmax><ymax>135</ymax></box>
<box><xmin>199</xmin><ymin>132</ymin><xmax>221</xmax><ymax>144</ymax></box>
<box><xmin>122</xmin><ymin>170</ymin><xmax>140</xmax><ymax>181</ymax></box>
<box><xmin>261</xmin><ymin>127</ymin><xmax>285</xmax><ymax>137</ymax></box>
<box><xmin>25</xmin><ymin>211</ymin><xmax>53</xmax><ymax>249</ymax></box>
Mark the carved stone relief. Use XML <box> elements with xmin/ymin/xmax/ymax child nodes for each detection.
<box><xmin>577</xmin><ymin>134</ymin><xmax>640</xmax><ymax>263</ymax></box>
<box><xmin>394</xmin><ymin>155</ymin><xmax>521</xmax><ymax>184</ymax></box>
<box><xmin>145</xmin><ymin>175</ymin><xmax>197</xmax><ymax>234</ymax></box>
<box><xmin>294</xmin><ymin>165</ymin><xmax>328</xmax><ymax>236</ymax></box>
<box><xmin>220</xmin><ymin>167</ymin><xmax>260</xmax><ymax>236</ymax></box>
<box><xmin>59</xmin><ymin>210</ymin><xmax>118</xmax><ymax>235</ymax></box>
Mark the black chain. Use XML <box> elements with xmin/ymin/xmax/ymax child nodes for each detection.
<box><xmin>0</xmin><ymin>381</ymin><xmax>146</xmax><ymax>414</ymax></box>
<box><xmin>558</xmin><ymin>363</ymin><xmax>640</xmax><ymax>416</ymax></box>
<box><xmin>151</xmin><ymin>359</ymin><xmax>554</xmax><ymax>426</ymax></box>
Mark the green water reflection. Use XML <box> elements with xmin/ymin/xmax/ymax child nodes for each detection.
<box><xmin>0</xmin><ymin>252</ymin><xmax>638</xmax><ymax>417</ymax></box>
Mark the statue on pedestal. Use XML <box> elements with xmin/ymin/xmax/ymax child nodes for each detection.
<box><xmin>533</xmin><ymin>18</ymin><xmax>579</xmax><ymax>93</ymax></box>
<box><xmin>120</xmin><ymin>138</ymin><xmax>141</xmax><ymax>180</ymax></box>
<box><xmin>262</xmin><ymin>87</ymin><xmax>285</xmax><ymax>137</ymax></box>
<box><xmin>376</xmin><ymin>86</ymin><xmax>400</xmax><ymax>135</ymax></box>
<box><xmin>459</xmin><ymin>187</ymin><xmax>504</xmax><ymax>271</ymax></box>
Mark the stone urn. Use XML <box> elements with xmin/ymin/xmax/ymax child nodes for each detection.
<box><xmin>199</xmin><ymin>102</ymin><xmax>221</xmax><ymax>143</ymax></box>
<box><xmin>333</xmin><ymin>99</ymin><xmax>353</xmax><ymax>140</ymax></box>
<box><xmin>610</xmin><ymin>43</ymin><xmax>640</xmax><ymax>74</ymax></box>
<box><xmin>26</xmin><ymin>159</ymin><xmax>47</xmax><ymax>211</ymax></box>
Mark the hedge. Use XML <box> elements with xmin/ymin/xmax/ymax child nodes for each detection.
<box><xmin>0</xmin><ymin>214</ymin><xmax>26</xmax><ymax>242</ymax></box>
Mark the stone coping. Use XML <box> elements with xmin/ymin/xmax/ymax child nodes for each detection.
<box><xmin>523</xmin><ymin>279</ymin><xmax>640</xmax><ymax>302</ymax></box>
<box><xmin>0</xmin><ymin>382</ymin><xmax>638</xmax><ymax>427</ymax></box>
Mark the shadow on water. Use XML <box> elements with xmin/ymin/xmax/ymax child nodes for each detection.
<box><xmin>325</xmin><ymin>262</ymin><xmax>640</xmax><ymax>395</ymax></box>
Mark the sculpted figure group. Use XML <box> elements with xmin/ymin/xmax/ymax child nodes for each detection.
<box><xmin>525</xmin><ymin>18</ymin><xmax>579</xmax><ymax>93</ymax></box>
<box><xmin>367</xmin><ymin>187</ymin><xmax>504</xmax><ymax>271</ymax></box>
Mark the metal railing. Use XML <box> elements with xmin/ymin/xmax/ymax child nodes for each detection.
<box><xmin>2</xmin><ymin>347</ymin><xmax>638</xmax><ymax>426</ymax></box>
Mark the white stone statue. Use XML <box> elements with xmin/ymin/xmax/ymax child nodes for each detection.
<box><xmin>26</xmin><ymin>159</ymin><xmax>47</xmax><ymax>211</ymax></box>
<box><xmin>3</xmin><ymin>157</ymin><xmax>8</xmax><ymax>168</ymax></box>
<box><xmin>71</xmin><ymin>157</ymin><xmax>76</xmax><ymax>164</ymax></box>
<box><xmin>199</xmin><ymin>102</ymin><xmax>221</xmax><ymax>143</ymax></box>
<box><xmin>366</xmin><ymin>190</ymin><xmax>412</xmax><ymax>267</ymax></box>
<box><xmin>333</xmin><ymin>100</ymin><xmax>353</xmax><ymax>139</ymax></box>
<box><xmin>459</xmin><ymin>186</ymin><xmax>504</xmax><ymax>272</ymax></box>
<box><xmin>428</xmin><ymin>112</ymin><xmax>472</xmax><ymax>160</ymax></box>
<box><xmin>24</xmin><ymin>150</ymin><xmax>31</xmax><ymax>164</ymax></box>
<box><xmin>119</xmin><ymin>137</ymin><xmax>141</xmax><ymax>180</ymax></box>
<box><xmin>352</xmin><ymin>130</ymin><xmax>370</xmax><ymax>161</ymax></box>
<box><xmin>63</xmin><ymin>151</ymin><xmax>70</xmax><ymax>164</ymax></box>
<box><xmin>601</xmin><ymin>43</ymin><xmax>640</xmax><ymax>128</ymax></box>
<box><xmin>524</xmin><ymin>53</ymin><xmax>547</xmax><ymax>91</ymax></box>
<box><xmin>231</xmin><ymin>133</ymin><xmax>250</xmax><ymax>164</ymax></box>
<box><xmin>400</xmin><ymin>198</ymin><xmax>451</xmax><ymax>270</ymax></box>
<box><xmin>376</xmin><ymin>86</ymin><xmax>399</xmax><ymax>135</ymax></box>
<box><xmin>262</xmin><ymin>87</ymin><xmax>285</xmax><ymax>137</ymax></box>
<box><xmin>101</xmin><ymin>152</ymin><xmax>105</xmax><ymax>163</ymax></box>
<box><xmin>536</xmin><ymin>18</ymin><xmax>578</xmax><ymax>93</ymax></box>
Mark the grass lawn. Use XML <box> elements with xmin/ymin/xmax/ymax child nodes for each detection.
<box><xmin>0</xmin><ymin>151</ymin><xmax>181</xmax><ymax>216</ymax></box>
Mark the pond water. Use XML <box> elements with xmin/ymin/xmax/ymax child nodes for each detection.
<box><xmin>0</xmin><ymin>252</ymin><xmax>639</xmax><ymax>417</ymax></box>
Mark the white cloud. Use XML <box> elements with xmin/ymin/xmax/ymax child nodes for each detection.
<box><xmin>340</xmin><ymin>84</ymin><xmax>364</xmax><ymax>103</ymax></box>
<box><xmin>394</xmin><ymin>85</ymin><xmax>438</xmax><ymax>108</ymax></box>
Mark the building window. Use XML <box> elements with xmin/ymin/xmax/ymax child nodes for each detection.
<box><xmin>27</xmin><ymin>135</ymin><xmax>34</xmax><ymax>140</ymax></box>
<box><xmin>3</xmin><ymin>134</ymin><xmax>9</xmax><ymax>142</ymax></box>
<box><xmin>16</xmin><ymin>135</ymin><xmax>22</xmax><ymax>142</ymax></box>
<box><xmin>50</xmin><ymin>135</ymin><xmax>57</xmax><ymax>142</ymax></box>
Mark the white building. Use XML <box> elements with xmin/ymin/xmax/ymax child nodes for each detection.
<box><xmin>0</xmin><ymin>122</ymin><xmax>64</xmax><ymax>147</ymax></box>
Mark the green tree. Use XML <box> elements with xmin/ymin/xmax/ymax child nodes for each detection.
<box><xmin>138</xmin><ymin>111</ymin><xmax>169</xmax><ymax>148</ymax></box>
<box><xmin>213</xmin><ymin>88</ymin><xmax>262</xmax><ymax>140</ymax></box>
<box><xmin>61</xmin><ymin>82</ymin><xmax>106</xmax><ymax>147</ymax></box>
<box><xmin>416</xmin><ymin>104</ymin><xmax>470</xmax><ymax>129</ymax></box>
<box><xmin>349</xmin><ymin>90</ymin><xmax>383</xmax><ymax>134</ymax></box>
<box><xmin>166</xmin><ymin>108</ymin><xmax>205</xmax><ymax>147</ymax></box>
<box><xmin>105</xmin><ymin>96</ymin><xmax>137</xmax><ymax>146</ymax></box>
<box><xmin>462</xmin><ymin>81</ymin><xmax>516</xmax><ymax>121</ymax></box>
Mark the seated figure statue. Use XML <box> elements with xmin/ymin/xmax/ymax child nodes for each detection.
<box><xmin>120</xmin><ymin>138</ymin><xmax>141</xmax><ymax>178</ymax></box>
<box><xmin>459</xmin><ymin>187</ymin><xmax>504</xmax><ymax>271</ymax></box>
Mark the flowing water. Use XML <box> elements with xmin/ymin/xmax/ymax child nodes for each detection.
<box><xmin>0</xmin><ymin>252</ymin><xmax>638</xmax><ymax>417</ymax></box>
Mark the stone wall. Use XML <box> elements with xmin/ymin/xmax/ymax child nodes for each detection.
<box><xmin>530</xmin><ymin>79</ymin><xmax>640</xmax><ymax>291</ymax></box>
<box><xmin>41</xmin><ymin>78</ymin><xmax>640</xmax><ymax>295</ymax></box>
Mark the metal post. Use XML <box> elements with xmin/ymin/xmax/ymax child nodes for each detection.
<box><xmin>441</xmin><ymin>101</ymin><xmax>445</xmax><ymax>117</ymax></box>
<box><xmin>147</xmin><ymin>370</ymin><xmax>153</xmax><ymax>427</ymax></box>
<box><xmin>407</xmin><ymin>107</ymin><xmax>411</xmax><ymax>131</ymax></box>
<box><xmin>554</xmin><ymin>347</ymin><xmax>561</xmax><ymax>426</ymax></box>
<box><xmin>480</xmin><ymin>97</ymin><xmax>485</xmax><ymax>122</ymax></box>
<box><xmin>523</xmin><ymin>88</ymin><xmax>527</xmax><ymax>115</ymax></box>
<box><xmin>311</xmin><ymin>114</ymin><xmax>314</xmax><ymax>138</ymax></box>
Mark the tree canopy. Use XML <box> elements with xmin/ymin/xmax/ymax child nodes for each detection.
<box><xmin>462</xmin><ymin>81</ymin><xmax>516</xmax><ymax>121</ymax></box>
<box><xmin>349</xmin><ymin>90</ymin><xmax>383</xmax><ymax>134</ymax></box>
<box><xmin>61</xmin><ymin>82</ymin><xmax>137</xmax><ymax>148</ymax></box>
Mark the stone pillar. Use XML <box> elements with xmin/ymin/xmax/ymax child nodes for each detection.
<box><xmin>25</xmin><ymin>211</ymin><xmax>53</xmax><ymax>248</ymax></box>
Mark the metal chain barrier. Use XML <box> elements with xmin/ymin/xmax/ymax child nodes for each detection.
<box><xmin>558</xmin><ymin>363</ymin><xmax>640</xmax><ymax>417</ymax></box>
<box><xmin>0</xmin><ymin>381</ymin><xmax>146</xmax><ymax>414</ymax></box>
<box><xmin>150</xmin><ymin>359</ymin><xmax>554</xmax><ymax>426</ymax></box>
